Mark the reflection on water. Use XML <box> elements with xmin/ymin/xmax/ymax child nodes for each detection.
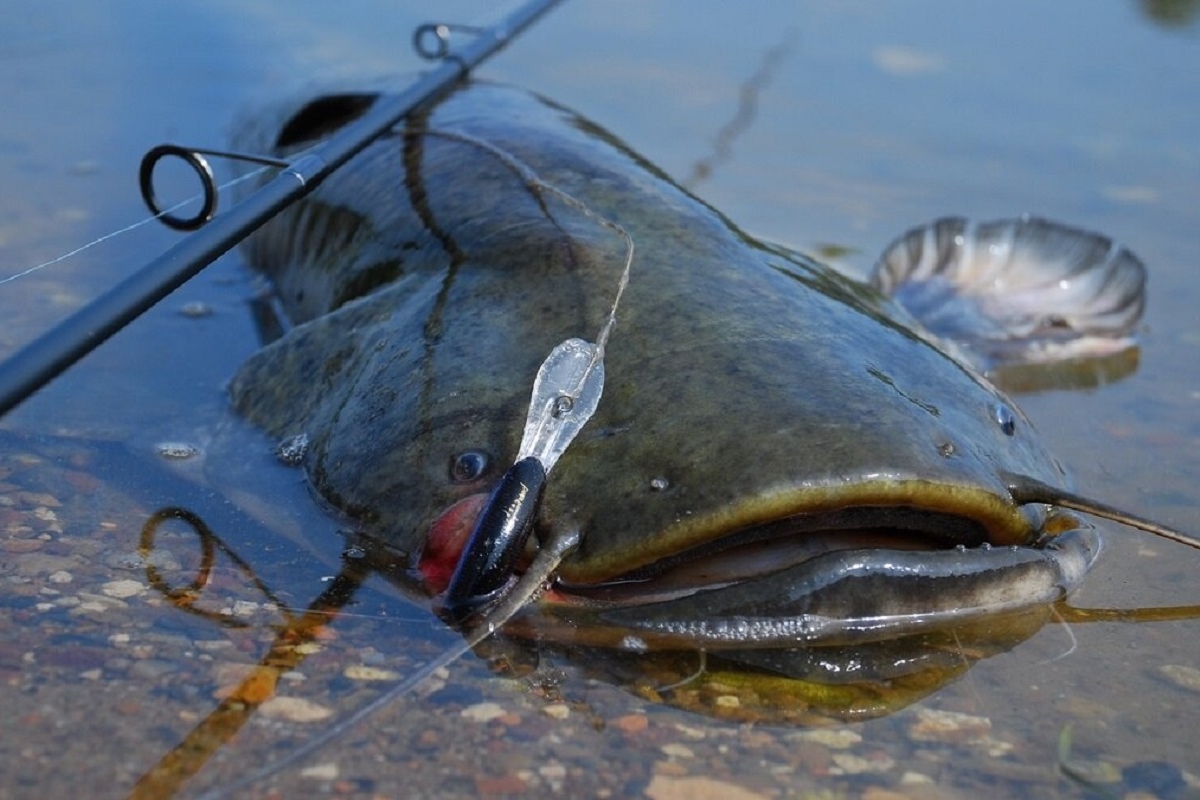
<box><xmin>1141</xmin><ymin>0</ymin><xmax>1200</xmax><ymax>26</ymax></box>
<box><xmin>1</xmin><ymin>1</ymin><xmax>1199</xmax><ymax>799</ymax></box>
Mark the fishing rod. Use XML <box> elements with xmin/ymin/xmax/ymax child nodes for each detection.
<box><xmin>0</xmin><ymin>0</ymin><xmax>564</xmax><ymax>419</ymax></box>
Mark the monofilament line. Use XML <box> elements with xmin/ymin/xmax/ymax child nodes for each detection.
<box><xmin>402</xmin><ymin>128</ymin><xmax>634</xmax><ymax>403</ymax></box>
<box><xmin>0</xmin><ymin>167</ymin><xmax>270</xmax><ymax>287</ymax></box>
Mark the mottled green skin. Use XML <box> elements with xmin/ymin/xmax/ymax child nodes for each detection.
<box><xmin>230</xmin><ymin>83</ymin><xmax>1066</xmax><ymax>584</ymax></box>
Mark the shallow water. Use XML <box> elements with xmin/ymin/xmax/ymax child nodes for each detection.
<box><xmin>1</xmin><ymin>1</ymin><xmax>1199</xmax><ymax>798</ymax></box>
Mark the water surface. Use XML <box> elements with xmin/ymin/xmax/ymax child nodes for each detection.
<box><xmin>1</xmin><ymin>2</ymin><xmax>1199</xmax><ymax>798</ymax></box>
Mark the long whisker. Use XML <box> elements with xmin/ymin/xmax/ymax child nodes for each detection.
<box><xmin>1006</xmin><ymin>473</ymin><xmax>1200</xmax><ymax>551</ymax></box>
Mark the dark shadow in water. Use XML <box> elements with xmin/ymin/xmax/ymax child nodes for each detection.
<box><xmin>1139</xmin><ymin>0</ymin><xmax>1200</xmax><ymax>27</ymax></box>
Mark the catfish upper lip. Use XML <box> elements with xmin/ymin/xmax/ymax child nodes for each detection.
<box><xmin>549</xmin><ymin>478</ymin><xmax>1042</xmax><ymax>585</ymax></box>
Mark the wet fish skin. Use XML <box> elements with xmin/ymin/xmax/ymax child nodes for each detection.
<box><xmin>230</xmin><ymin>81</ymin><xmax>1066</xmax><ymax>586</ymax></box>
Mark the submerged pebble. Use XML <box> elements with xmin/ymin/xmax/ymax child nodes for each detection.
<box><xmin>907</xmin><ymin>708</ymin><xmax>992</xmax><ymax>744</ymax></box>
<box><xmin>1</xmin><ymin>539</ymin><xmax>43</xmax><ymax>553</ymax></box>
<box><xmin>299</xmin><ymin>762</ymin><xmax>339</xmax><ymax>781</ymax></box>
<box><xmin>101</xmin><ymin>579</ymin><xmax>146</xmax><ymax>599</ymax></box>
<box><xmin>611</xmin><ymin>713</ymin><xmax>649</xmax><ymax>734</ymax></box>
<box><xmin>660</xmin><ymin>743</ymin><xmax>695</xmax><ymax>759</ymax></box>
<box><xmin>1160</xmin><ymin>664</ymin><xmax>1200</xmax><ymax>694</ymax></box>
<box><xmin>128</xmin><ymin>659</ymin><xmax>178</xmax><ymax>681</ymax></box>
<box><xmin>343</xmin><ymin>664</ymin><xmax>400</xmax><ymax>682</ymax></box>
<box><xmin>790</xmin><ymin>728</ymin><xmax>862</xmax><ymax>749</ymax></box>
<box><xmin>259</xmin><ymin>696</ymin><xmax>334</xmax><ymax>723</ymax></box>
<box><xmin>460</xmin><ymin>701</ymin><xmax>507</xmax><ymax>723</ymax></box>
<box><xmin>542</xmin><ymin>703</ymin><xmax>570</xmax><ymax>720</ymax></box>
<box><xmin>830</xmin><ymin>752</ymin><xmax>895</xmax><ymax>775</ymax></box>
<box><xmin>644</xmin><ymin>775</ymin><xmax>768</xmax><ymax>800</ymax></box>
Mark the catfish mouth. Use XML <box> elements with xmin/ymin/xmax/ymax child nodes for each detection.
<box><xmin>431</xmin><ymin>478</ymin><xmax>1100</xmax><ymax>648</ymax></box>
<box><xmin>519</xmin><ymin>486</ymin><xmax>1102</xmax><ymax>650</ymax></box>
<box><xmin>552</xmin><ymin>503</ymin><xmax>1003</xmax><ymax>607</ymax></box>
<box><xmin>545</xmin><ymin>477</ymin><xmax>1047</xmax><ymax>600</ymax></box>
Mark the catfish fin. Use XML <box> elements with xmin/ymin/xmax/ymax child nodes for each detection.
<box><xmin>871</xmin><ymin>216</ymin><xmax>1146</xmax><ymax>386</ymax></box>
<box><xmin>229</xmin><ymin>291</ymin><xmax>399</xmax><ymax>440</ymax></box>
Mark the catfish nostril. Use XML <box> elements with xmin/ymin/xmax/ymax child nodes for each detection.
<box><xmin>449</xmin><ymin>450</ymin><xmax>490</xmax><ymax>483</ymax></box>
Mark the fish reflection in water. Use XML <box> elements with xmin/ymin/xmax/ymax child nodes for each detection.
<box><xmin>125</xmin><ymin>80</ymin><xmax>1199</xmax><ymax>795</ymax></box>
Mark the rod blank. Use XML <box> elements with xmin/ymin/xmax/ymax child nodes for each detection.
<box><xmin>0</xmin><ymin>0</ymin><xmax>564</xmax><ymax>419</ymax></box>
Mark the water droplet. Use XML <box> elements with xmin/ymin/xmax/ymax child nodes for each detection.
<box><xmin>980</xmin><ymin>542</ymin><xmax>992</xmax><ymax>551</ymax></box>
<box><xmin>156</xmin><ymin>442</ymin><xmax>198</xmax><ymax>460</ymax></box>
<box><xmin>449</xmin><ymin>450</ymin><xmax>489</xmax><ymax>483</ymax></box>
<box><xmin>649</xmin><ymin>476</ymin><xmax>670</xmax><ymax>492</ymax></box>
<box><xmin>552</xmin><ymin>395</ymin><xmax>574</xmax><ymax>417</ymax></box>
<box><xmin>275</xmin><ymin>433</ymin><xmax>309</xmax><ymax>466</ymax></box>
<box><xmin>343</xmin><ymin>545</ymin><xmax>366</xmax><ymax>560</ymax></box>
<box><xmin>954</xmin><ymin>544</ymin><xmax>967</xmax><ymax>552</ymax></box>
<box><xmin>937</xmin><ymin>442</ymin><xmax>955</xmax><ymax>458</ymax></box>
<box><xmin>992</xmin><ymin>403</ymin><xmax>1016</xmax><ymax>436</ymax></box>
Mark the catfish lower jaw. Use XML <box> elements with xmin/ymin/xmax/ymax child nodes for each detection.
<box><xmin>527</xmin><ymin>520</ymin><xmax>1100</xmax><ymax>649</ymax></box>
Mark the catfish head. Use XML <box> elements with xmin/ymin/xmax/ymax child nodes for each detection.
<box><xmin>229</xmin><ymin>81</ymin><xmax>1159</xmax><ymax>672</ymax></box>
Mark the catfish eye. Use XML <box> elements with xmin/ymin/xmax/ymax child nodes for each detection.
<box><xmin>993</xmin><ymin>403</ymin><xmax>1016</xmax><ymax>436</ymax></box>
<box><xmin>449</xmin><ymin>450</ymin><xmax>490</xmax><ymax>483</ymax></box>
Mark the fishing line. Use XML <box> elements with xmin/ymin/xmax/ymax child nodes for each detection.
<box><xmin>206</xmin><ymin>131</ymin><xmax>636</xmax><ymax>795</ymax></box>
<box><xmin>197</xmin><ymin>528</ymin><xmax>580</xmax><ymax>800</ymax></box>
<box><xmin>0</xmin><ymin>167</ymin><xmax>271</xmax><ymax>287</ymax></box>
<box><xmin>0</xmin><ymin>0</ymin><xmax>566</xmax><ymax>421</ymax></box>
<box><xmin>399</xmin><ymin>125</ymin><xmax>635</xmax><ymax>382</ymax></box>
<box><xmin>656</xmin><ymin>649</ymin><xmax>709</xmax><ymax>693</ymax></box>
<box><xmin>1039</xmin><ymin>603</ymin><xmax>1079</xmax><ymax>664</ymax></box>
<box><xmin>400</xmin><ymin>127</ymin><xmax>635</xmax><ymax>614</ymax></box>
<box><xmin>946</xmin><ymin>626</ymin><xmax>991</xmax><ymax>713</ymax></box>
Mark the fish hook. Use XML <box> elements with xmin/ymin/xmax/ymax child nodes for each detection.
<box><xmin>440</xmin><ymin>338</ymin><xmax>608</xmax><ymax>623</ymax></box>
<box><xmin>386</xmin><ymin>132</ymin><xmax>636</xmax><ymax>621</ymax></box>
<box><xmin>440</xmin><ymin>456</ymin><xmax>547</xmax><ymax>621</ymax></box>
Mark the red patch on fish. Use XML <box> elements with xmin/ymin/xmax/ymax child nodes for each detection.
<box><xmin>419</xmin><ymin>493</ymin><xmax>488</xmax><ymax>593</ymax></box>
